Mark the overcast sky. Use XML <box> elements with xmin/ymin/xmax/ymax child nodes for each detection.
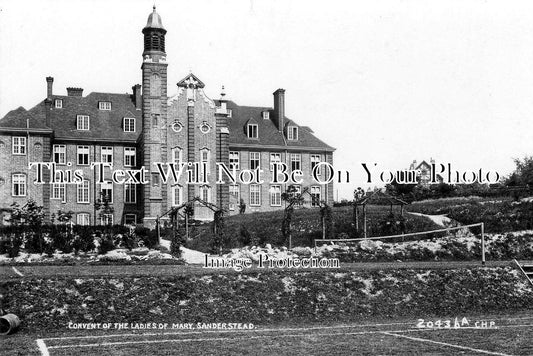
<box><xmin>1</xmin><ymin>0</ymin><xmax>533</xmax><ymax>199</ymax></box>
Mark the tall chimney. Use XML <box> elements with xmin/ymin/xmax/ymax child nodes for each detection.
<box><xmin>46</xmin><ymin>76</ymin><xmax>54</xmax><ymax>100</ymax></box>
<box><xmin>132</xmin><ymin>84</ymin><xmax>142</xmax><ymax>109</ymax></box>
<box><xmin>273</xmin><ymin>88</ymin><xmax>285</xmax><ymax>131</ymax></box>
<box><xmin>66</xmin><ymin>87</ymin><xmax>84</xmax><ymax>97</ymax></box>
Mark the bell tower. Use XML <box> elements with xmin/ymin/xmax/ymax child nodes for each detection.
<box><xmin>141</xmin><ymin>6</ymin><xmax>168</xmax><ymax>226</ymax></box>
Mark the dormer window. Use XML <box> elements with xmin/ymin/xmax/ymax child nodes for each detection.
<box><xmin>99</xmin><ymin>101</ymin><xmax>112</xmax><ymax>110</ymax></box>
<box><xmin>287</xmin><ymin>126</ymin><xmax>298</xmax><ymax>141</ymax></box>
<box><xmin>262</xmin><ymin>111</ymin><xmax>270</xmax><ymax>120</ymax></box>
<box><xmin>123</xmin><ymin>117</ymin><xmax>136</xmax><ymax>132</ymax></box>
<box><xmin>247</xmin><ymin>124</ymin><xmax>258</xmax><ymax>139</ymax></box>
<box><xmin>77</xmin><ymin>115</ymin><xmax>90</xmax><ymax>130</ymax></box>
<box><xmin>54</xmin><ymin>99</ymin><xmax>63</xmax><ymax>108</ymax></box>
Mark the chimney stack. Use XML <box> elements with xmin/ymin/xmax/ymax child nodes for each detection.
<box><xmin>46</xmin><ymin>77</ymin><xmax>54</xmax><ymax>100</ymax></box>
<box><xmin>273</xmin><ymin>89</ymin><xmax>285</xmax><ymax>131</ymax></box>
<box><xmin>132</xmin><ymin>84</ymin><xmax>142</xmax><ymax>109</ymax></box>
<box><xmin>66</xmin><ymin>87</ymin><xmax>84</xmax><ymax>97</ymax></box>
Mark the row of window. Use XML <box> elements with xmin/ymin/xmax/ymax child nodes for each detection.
<box><xmin>10</xmin><ymin>174</ymin><xmax>137</xmax><ymax>204</ymax></box>
<box><xmin>246</xmin><ymin>123</ymin><xmax>298</xmax><ymax>140</ymax></box>
<box><xmin>76</xmin><ymin>116</ymin><xmax>135</xmax><ymax>132</ymax></box>
<box><xmin>53</xmin><ymin>145</ymin><xmax>136</xmax><ymax>166</ymax></box>
<box><xmin>54</xmin><ymin>100</ymin><xmax>113</xmax><ymax>111</ymax></box>
<box><xmin>74</xmin><ymin>212</ymin><xmax>137</xmax><ymax>226</ymax></box>
<box><xmin>229</xmin><ymin>151</ymin><xmax>322</xmax><ymax>174</ymax></box>
<box><xmin>228</xmin><ymin>184</ymin><xmax>322</xmax><ymax>209</ymax></box>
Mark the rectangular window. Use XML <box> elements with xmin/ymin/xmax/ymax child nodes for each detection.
<box><xmin>124</xmin><ymin>183</ymin><xmax>136</xmax><ymax>203</ymax></box>
<box><xmin>99</xmin><ymin>101</ymin><xmax>112</xmax><ymax>110</ymax></box>
<box><xmin>53</xmin><ymin>144</ymin><xmax>66</xmax><ymax>164</ymax></box>
<box><xmin>227</xmin><ymin>109</ymin><xmax>232</xmax><ymax>118</ymax></box>
<box><xmin>270</xmin><ymin>153</ymin><xmax>281</xmax><ymax>171</ymax></box>
<box><xmin>12</xmin><ymin>174</ymin><xmax>26</xmax><ymax>196</ymax></box>
<box><xmin>101</xmin><ymin>214</ymin><xmax>113</xmax><ymax>226</ymax></box>
<box><xmin>77</xmin><ymin>180</ymin><xmax>90</xmax><ymax>203</ymax></box>
<box><xmin>54</xmin><ymin>99</ymin><xmax>63</xmax><ymax>108</ymax></box>
<box><xmin>101</xmin><ymin>146</ymin><xmax>113</xmax><ymax>164</ymax></box>
<box><xmin>77</xmin><ymin>146</ymin><xmax>90</xmax><ymax>165</ymax></box>
<box><xmin>287</xmin><ymin>126</ymin><xmax>298</xmax><ymax>140</ymax></box>
<box><xmin>77</xmin><ymin>213</ymin><xmax>90</xmax><ymax>226</ymax></box>
<box><xmin>152</xmin><ymin>174</ymin><xmax>160</xmax><ymax>187</ymax></box>
<box><xmin>311</xmin><ymin>186</ymin><xmax>321</xmax><ymax>207</ymax></box>
<box><xmin>262</xmin><ymin>111</ymin><xmax>270</xmax><ymax>120</ymax></box>
<box><xmin>249</xmin><ymin>152</ymin><xmax>260</xmax><ymax>170</ymax></box>
<box><xmin>171</xmin><ymin>147</ymin><xmax>182</xmax><ymax>165</ymax></box>
<box><xmin>229</xmin><ymin>185</ymin><xmax>240</xmax><ymax>211</ymax></box>
<box><xmin>172</xmin><ymin>185</ymin><xmax>183</xmax><ymax>206</ymax></box>
<box><xmin>311</xmin><ymin>155</ymin><xmax>321</xmax><ymax>176</ymax></box>
<box><xmin>123</xmin><ymin>117</ymin><xmax>135</xmax><ymax>132</ymax></box>
<box><xmin>51</xmin><ymin>183</ymin><xmax>66</xmax><ymax>201</ymax></box>
<box><xmin>201</xmin><ymin>149</ymin><xmax>210</xmax><ymax>174</ymax></box>
<box><xmin>229</xmin><ymin>151</ymin><xmax>240</xmax><ymax>170</ymax></box>
<box><xmin>100</xmin><ymin>181</ymin><xmax>113</xmax><ymax>203</ymax></box>
<box><xmin>290</xmin><ymin>153</ymin><xmax>301</xmax><ymax>171</ymax></box>
<box><xmin>250</xmin><ymin>184</ymin><xmax>261</xmax><ymax>206</ymax></box>
<box><xmin>77</xmin><ymin>115</ymin><xmax>90</xmax><ymax>130</ymax></box>
<box><xmin>247</xmin><ymin>124</ymin><xmax>258</xmax><ymax>138</ymax></box>
<box><xmin>124</xmin><ymin>214</ymin><xmax>137</xmax><ymax>226</ymax></box>
<box><xmin>200</xmin><ymin>186</ymin><xmax>211</xmax><ymax>203</ymax></box>
<box><xmin>124</xmin><ymin>147</ymin><xmax>136</xmax><ymax>167</ymax></box>
<box><xmin>270</xmin><ymin>185</ymin><xmax>282</xmax><ymax>206</ymax></box>
<box><xmin>12</xmin><ymin>137</ymin><xmax>26</xmax><ymax>155</ymax></box>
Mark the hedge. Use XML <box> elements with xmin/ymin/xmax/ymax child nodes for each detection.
<box><xmin>2</xmin><ymin>267</ymin><xmax>532</xmax><ymax>331</ymax></box>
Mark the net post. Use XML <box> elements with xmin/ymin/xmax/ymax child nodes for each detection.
<box><xmin>481</xmin><ymin>222</ymin><xmax>485</xmax><ymax>265</ymax></box>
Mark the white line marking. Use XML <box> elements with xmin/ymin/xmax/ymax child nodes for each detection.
<box><xmin>42</xmin><ymin>322</ymin><xmax>412</xmax><ymax>341</ymax></box>
<box><xmin>12</xmin><ymin>266</ymin><xmax>23</xmax><ymax>277</ymax></box>
<box><xmin>381</xmin><ymin>331</ymin><xmax>513</xmax><ymax>356</ymax></box>
<box><xmin>36</xmin><ymin>339</ymin><xmax>50</xmax><ymax>356</ymax></box>
<box><xmin>46</xmin><ymin>329</ymin><xmax>406</xmax><ymax>349</ymax></box>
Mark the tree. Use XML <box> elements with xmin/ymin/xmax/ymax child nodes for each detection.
<box><xmin>506</xmin><ymin>156</ymin><xmax>533</xmax><ymax>187</ymax></box>
<box><xmin>281</xmin><ymin>185</ymin><xmax>306</xmax><ymax>249</ymax></box>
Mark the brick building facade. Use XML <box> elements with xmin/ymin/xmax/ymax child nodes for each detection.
<box><xmin>0</xmin><ymin>7</ymin><xmax>334</xmax><ymax>226</ymax></box>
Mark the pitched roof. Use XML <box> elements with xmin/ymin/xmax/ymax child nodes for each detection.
<box><xmin>223</xmin><ymin>100</ymin><xmax>334</xmax><ymax>152</ymax></box>
<box><xmin>0</xmin><ymin>106</ymin><xmax>51</xmax><ymax>131</ymax></box>
<box><xmin>0</xmin><ymin>92</ymin><xmax>142</xmax><ymax>142</ymax></box>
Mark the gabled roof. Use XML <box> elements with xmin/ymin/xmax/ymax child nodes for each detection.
<box><xmin>0</xmin><ymin>92</ymin><xmax>141</xmax><ymax>142</ymax></box>
<box><xmin>222</xmin><ymin>100</ymin><xmax>334</xmax><ymax>152</ymax></box>
<box><xmin>177</xmin><ymin>73</ymin><xmax>205</xmax><ymax>88</ymax></box>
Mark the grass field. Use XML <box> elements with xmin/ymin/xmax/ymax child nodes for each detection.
<box><xmin>2</xmin><ymin>314</ymin><xmax>532</xmax><ymax>355</ymax></box>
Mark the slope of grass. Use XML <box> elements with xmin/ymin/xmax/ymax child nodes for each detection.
<box><xmin>186</xmin><ymin>205</ymin><xmax>441</xmax><ymax>253</ymax></box>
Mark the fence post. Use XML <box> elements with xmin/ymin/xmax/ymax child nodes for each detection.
<box><xmin>481</xmin><ymin>223</ymin><xmax>485</xmax><ymax>265</ymax></box>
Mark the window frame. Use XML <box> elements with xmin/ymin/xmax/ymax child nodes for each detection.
<box><xmin>100</xmin><ymin>181</ymin><xmax>113</xmax><ymax>204</ymax></box>
<box><xmin>77</xmin><ymin>115</ymin><xmax>90</xmax><ymax>131</ymax></box>
<box><xmin>54</xmin><ymin>99</ymin><xmax>63</xmax><ymax>109</ymax></box>
<box><xmin>98</xmin><ymin>101</ymin><xmax>112</xmax><ymax>111</ymax></box>
<box><xmin>171</xmin><ymin>185</ymin><xmax>183</xmax><ymax>207</ymax></box>
<box><xmin>77</xmin><ymin>213</ymin><xmax>90</xmax><ymax>226</ymax></box>
<box><xmin>247</xmin><ymin>124</ymin><xmax>258</xmax><ymax>139</ymax></box>
<box><xmin>311</xmin><ymin>186</ymin><xmax>321</xmax><ymax>207</ymax></box>
<box><xmin>101</xmin><ymin>146</ymin><xmax>113</xmax><ymax>164</ymax></box>
<box><xmin>77</xmin><ymin>180</ymin><xmax>90</xmax><ymax>203</ymax></box>
<box><xmin>229</xmin><ymin>151</ymin><xmax>240</xmax><ymax>170</ymax></box>
<box><xmin>53</xmin><ymin>144</ymin><xmax>66</xmax><ymax>164</ymax></box>
<box><xmin>124</xmin><ymin>183</ymin><xmax>137</xmax><ymax>204</ymax></box>
<box><xmin>77</xmin><ymin>145</ymin><xmax>90</xmax><ymax>165</ymax></box>
<box><xmin>11</xmin><ymin>173</ymin><xmax>26</xmax><ymax>197</ymax></box>
<box><xmin>311</xmin><ymin>154</ymin><xmax>321</xmax><ymax>176</ymax></box>
<box><xmin>249</xmin><ymin>152</ymin><xmax>260</xmax><ymax>170</ymax></box>
<box><xmin>123</xmin><ymin>117</ymin><xmax>136</xmax><ymax>132</ymax></box>
<box><xmin>51</xmin><ymin>182</ymin><xmax>66</xmax><ymax>202</ymax></box>
<box><xmin>287</xmin><ymin>126</ymin><xmax>298</xmax><ymax>141</ymax></box>
<box><xmin>290</xmin><ymin>153</ymin><xmax>302</xmax><ymax>171</ymax></box>
<box><xmin>124</xmin><ymin>214</ymin><xmax>137</xmax><ymax>226</ymax></box>
<box><xmin>12</xmin><ymin>137</ymin><xmax>26</xmax><ymax>155</ymax></box>
<box><xmin>200</xmin><ymin>185</ymin><xmax>211</xmax><ymax>203</ymax></box>
<box><xmin>124</xmin><ymin>147</ymin><xmax>136</xmax><ymax>167</ymax></box>
<box><xmin>229</xmin><ymin>184</ymin><xmax>240</xmax><ymax>211</ymax></box>
<box><xmin>270</xmin><ymin>152</ymin><xmax>282</xmax><ymax>171</ymax></box>
<box><xmin>249</xmin><ymin>184</ymin><xmax>261</xmax><ymax>206</ymax></box>
<box><xmin>270</xmin><ymin>185</ymin><xmax>282</xmax><ymax>207</ymax></box>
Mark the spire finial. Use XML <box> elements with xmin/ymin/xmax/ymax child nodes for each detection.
<box><xmin>153</xmin><ymin>4</ymin><xmax>156</xmax><ymax>11</ymax></box>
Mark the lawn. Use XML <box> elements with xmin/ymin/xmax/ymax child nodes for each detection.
<box><xmin>3</xmin><ymin>313</ymin><xmax>532</xmax><ymax>356</ymax></box>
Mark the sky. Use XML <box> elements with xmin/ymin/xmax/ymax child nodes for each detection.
<box><xmin>1</xmin><ymin>0</ymin><xmax>533</xmax><ymax>200</ymax></box>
